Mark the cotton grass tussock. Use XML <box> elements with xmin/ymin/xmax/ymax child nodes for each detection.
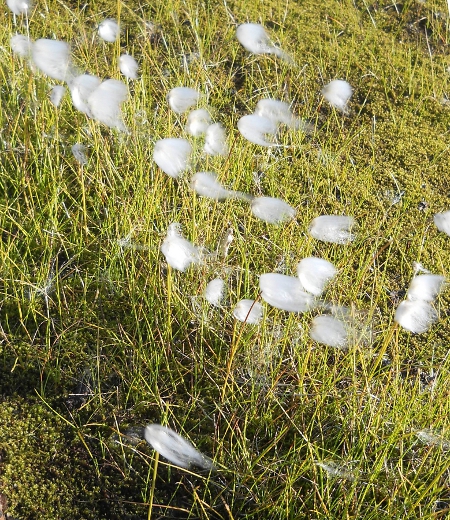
<box><xmin>309</xmin><ymin>215</ymin><xmax>356</xmax><ymax>244</ymax></box>
<box><xmin>185</xmin><ymin>109</ymin><xmax>212</xmax><ymax>137</ymax></box>
<box><xmin>297</xmin><ymin>257</ymin><xmax>337</xmax><ymax>296</ymax></box>
<box><xmin>204</xmin><ymin>123</ymin><xmax>228</xmax><ymax>156</ymax></box>
<box><xmin>167</xmin><ymin>87</ymin><xmax>200</xmax><ymax>114</ymax></box>
<box><xmin>98</xmin><ymin>18</ymin><xmax>120</xmax><ymax>42</ymax></box>
<box><xmin>153</xmin><ymin>138</ymin><xmax>192</xmax><ymax>178</ymax></box>
<box><xmin>87</xmin><ymin>79</ymin><xmax>129</xmax><ymax>132</ymax></box>
<box><xmin>251</xmin><ymin>196</ymin><xmax>296</xmax><ymax>224</ymax></box>
<box><xmin>32</xmin><ymin>39</ymin><xmax>74</xmax><ymax>82</ymax></box>
<box><xmin>394</xmin><ymin>300</ymin><xmax>438</xmax><ymax>334</ymax></box>
<box><xmin>69</xmin><ymin>74</ymin><xmax>101</xmax><ymax>116</ymax></box>
<box><xmin>144</xmin><ymin>424</ymin><xmax>214</xmax><ymax>470</ymax></box>
<box><xmin>119</xmin><ymin>54</ymin><xmax>139</xmax><ymax>80</ymax></box>
<box><xmin>236</xmin><ymin>23</ymin><xmax>293</xmax><ymax>63</ymax></box>
<box><xmin>49</xmin><ymin>85</ymin><xmax>65</xmax><ymax>107</ymax></box>
<box><xmin>321</xmin><ymin>79</ymin><xmax>353</xmax><ymax>114</ymax></box>
<box><xmin>259</xmin><ymin>273</ymin><xmax>316</xmax><ymax>313</ymax></box>
<box><xmin>204</xmin><ymin>278</ymin><xmax>226</xmax><ymax>307</ymax></box>
<box><xmin>434</xmin><ymin>211</ymin><xmax>450</xmax><ymax>236</ymax></box>
<box><xmin>10</xmin><ymin>33</ymin><xmax>33</xmax><ymax>58</ymax></box>
<box><xmin>233</xmin><ymin>299</ymin><xmax>263</xmax><ymax>324</ymax></box>
<box><xmin>310</xmin><ymin>315</ymin><xmax>348</xmax><ymax>348</ymax></box>
<box><xmin>160</xmin><ymin>223</ymin><xmax>203</xmax><ymax>272</ymax></box>
<box><xmin>237</xmin><ymin>114</ymin><xmax>278</xmax><ymax>146</ymax></box>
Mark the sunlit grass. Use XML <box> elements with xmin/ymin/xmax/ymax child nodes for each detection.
<box><xmin>1</xmin><ymin>0</ymin><xmax>450</xmax><ymax>518</ymax></box>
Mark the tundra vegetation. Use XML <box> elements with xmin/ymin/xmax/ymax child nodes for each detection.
<box><xmin>1</xmin><ymin>0</ymin><xmax>450</xmax><ymax>518</ymax></box>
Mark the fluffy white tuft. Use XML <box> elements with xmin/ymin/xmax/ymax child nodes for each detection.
<box><xmin>236</xmin><ymin>23</ymin><xmax>292</xmax><ymax>62</ymax></box>
<box><xmin>190</xmin><ymin>172</ymin><xmax>249</xmax><ymax>201</ymax></box>
<box><xmin>309</xmin><ymin>215</ymin><xmax>356</xmax><ymax>244</ymax></box>
<box><xmin>407</xmin><ymin>274</ymin><xmax>445</xmax><ymax>302</ymax></box>
<box><xmin>144</xmin><ymin>424</ymin><xmax>214</xmax><ymax>470</ymax></box>
<box><xmin>259</xmin><ymin>273</ymin><xmax>316</xmax><ymax>313</ymax></box>
<box><xmin>10</xmin><ymin>33</ymin><xmax>33</xmax><ymax>58</ymax></box>
<box><xmin>87</xmin><ymin>79</ymin><xmax>129</xmax><ymax>131</ymax></box>
<box><xmin>434</xmin><ymin>211</ymin><xmax>450</xmax><ymax>236</ymax></box>
<box><xmin>297</xmin><ymin>257</ymin><xmax>337</xmax><ymax>296</ymax></box>
<box><xmin>204</xmin><ymin>123</ymin><xmax>228</xmax><ymax>156</ymax></box>
<box><xmin>233</xmin><ymin>299</ymin><xmax>263</xmax><ymax>324</ymax></box>
<box><xmin>204</xmin><ymin>278</ymin><xmax>226</xmax><ymax>307</ymax></box>
<box><xmin>69</xmin><ymin>74</ymin><xmax>102</xmax><ymax>116</ymax></box>
<box><xmin>251</xmin><ymin>196</ymin><xmax>296</xmax><ymax>224</ymax></box>
<box><xmin>321</xmin><ymin>80</ymin><xmax>353</xmax><ymax>114</ymax></box>
<box><xmin>254</xmin><ymin>98</ymin><xmax>299</xmax><ymax>129</ymax></box>
<box><xmin>153</xmin><ymin>138</ymin><xmax>192</xmax><ymax>178</ymax></box>
<box><xmin>185</xmin><ymin>109</ymin><xmax>212</xmax><ymax>137</ymax></box>
<box><xmin>7</xmin><ymin>0</ymin><xmax>32</xmax><ymax>15</ymax></box>
<box><xmin>160</xmin><ymin>223</ymin><xmax>202</xmax><ymax>272</ymax></box>
<box><xmin>119</xmin><ymin>54</ymin><xmax>139</xmax><ymax>80</ymax></box>
<box><xmin>394</xmin><ymin>300</ymin><xmax>438</xmax><ymax>334</ymax></box>
<box><xmin>49</xmin><ymin>85</ymin><xmax>65</xmax><ymax>107</ymax></box>
<box><xmin>310</xmin><ymin>315</ymin><xmax>348</xmax><ymax>348</ymax></box>
<box><xmin>237</xmin><ymin>114</ymin><xmax>278</xmax><ymax>146</ymax></box>
<box><xmin>167</xmin><ymin>87</ymin><xmax>200</xmax><ymax>114</ymax></box>
<box><xmin>71</xmin><ymin>143</ymin><xmax>88</xmax><ymax>165</ymax></box>
<box><xmin>32</xmin><ymin>39</ymin><xmax>74</xmax><ymax>81</ymax></box>
<box><xmin>98</xmin><ymin>19</ymin><xmax>120</xmax><ymax>42</ymax></box>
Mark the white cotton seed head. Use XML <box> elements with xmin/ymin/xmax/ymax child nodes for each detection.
<box><xmin>394</xmin><ymin>300</ymin><xmax>438</xmax><ymax>334</ymax></box>
<box><xmin>297</xmin><ymin>257</ymin><xmax>337</xmax><ymax>296</ymax></box>
<box><xmin>98</xmin><ymin>19</ymin><xmax>120</xmax><ymax>42</ymax></box>
<box><xmin>237</xmin><ymin>114</ymin><xmax>278</xmax><ymax>146</ymax></box>
<box><xmin>321</xmin><ymin>79</ymin><xmax>353</xmax><ymax>114</ymax></box>
<box><xmin>259</xmin><ymin>273</ymin><xmax>315</xmax><ymax>313</ymax></box>
<box><xmin>49</xmin><ymin>85</ymin><xmax>65</xmax><ymax>107</ymax></box>
<box><xmin>254</xmin><ymin>98</ymin><xmax>298</xmax><ymax>128</ymax></box>
<box><xmin>415</xmin><ymin>429</ymin><xmax>450</xmax><ymax>450</ymax></box>
<box><xmin>153</xmin><ymin>138</ymin><xmax>192</xmax><ymax>178</ymax></box>
<box><xmin>7</xmin><ymin>0</ymin><xmax>32</xmax><ymax>15</ymax></box>
<box><xmin>236</xmin><ymin>23</ymin><xmax>273</xmax><ymax>54</ymax></box>
<box><xmin>434</xmin><ymin>211</ymin><xmax>450</xmax><ymax>236</ymax></box>
<box><xmin>309</xmin><ymin>215</ymin><xmax>356</xmax><ymax>244</ymax></box>
<box><xmin>69</xmin><ymin>74</ymin><xmax>102</xmax><ymax>116</ymax></box>
<box><xmin>251</xmin><ymin>196</ymin><xmax>296</xmax><ymax>224</ymax></box>
<box><xmin>233</xmin><ymin>299</ymin><xmax>263</xmax><ymax>324</ymax></box>
<box><xmin>190</xmin><ymin>172</ymin><xmax>232</xmax><ymax>200</ymax></box>
<box><xmin>119</xmin><ymin>54</ymin><xmax>139</xmax><ymax>79</ymax></box>
<box><xmin>310</xmin><ymin>315</ymin><xmax>348</xmax><ymax>348</ymax></box>
<box><xmin>32</xmin><ymin>39</ymin><xmax>73</xmax><ymax>81</ymax></box>
<box><xmin>167</xmin><ymin>87</ymin><xmax>200</xmax><ymax>114</ymax></box>
<box><xmin>185</xmin><ymin>109</ymin><xmax>212</xmax><ymax>137</ymax></box>
<box><xmin>204</xmin><ymin>278</ymin><xmax>226</xmax><ymax>307</ymax></box>
<box><xmin>407</xmin><ymin>274</ymin><xmax>445</xmax><ymax>302</ymax></box>
<box><xmin>87</xmin><ymin>79</ymin><xmax>128</xmax><ymax>132</ymax></box>
<box><xmin>10</xmin><ymin>33</ymin><xmax>33</xmax><ymax>58</ymax></box>
<box><xmin>160</xmin><ymin>223</ymin><xmax>202</xmax><ymax>272</ymax></box>
<box><xmin>236</xmin><ymin>23</ymin><xmax>292</xmax><ymax>62</ymax></box>
<box><xmin>71</xmin><ymin>143</ymin><xmax>88</xmax><ymax>165</ymax></box>
<box><xmin>144</xmin><ymin>424</ymin><xmax>214</xmax><ymax>470</ymax></box>
<box><xmin>204</xmin><ymin>123</ymin><xmax>228</xmax><ymax>156</ymax></box>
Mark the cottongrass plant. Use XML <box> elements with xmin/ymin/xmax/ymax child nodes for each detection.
<box><xmin>3</xmin><ymin>1</ymin><xmax>450</xmax><ymax>518</ymax></box>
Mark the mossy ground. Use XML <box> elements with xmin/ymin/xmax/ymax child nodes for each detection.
<box><xmin>1</xmin><ymin>0</ymin><xmax>450</xmax><ymax>518</ymax></box>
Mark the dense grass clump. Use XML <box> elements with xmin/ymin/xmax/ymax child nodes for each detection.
<box><xmin>1</xmin><ymin>0</ymin><xmax>450</xmax><ymax>518</ymax></box>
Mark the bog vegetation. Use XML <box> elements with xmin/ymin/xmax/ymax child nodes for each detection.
<box><xmin>1</xmin><ymin>0</ymin><xmax>450</xmax><ymax>518</ymax></box>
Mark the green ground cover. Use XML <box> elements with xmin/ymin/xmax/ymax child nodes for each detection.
<box><xmin>1</xmin><ymin>0</ymin><xmax>450</xmax><ymax>518</ymax></box>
